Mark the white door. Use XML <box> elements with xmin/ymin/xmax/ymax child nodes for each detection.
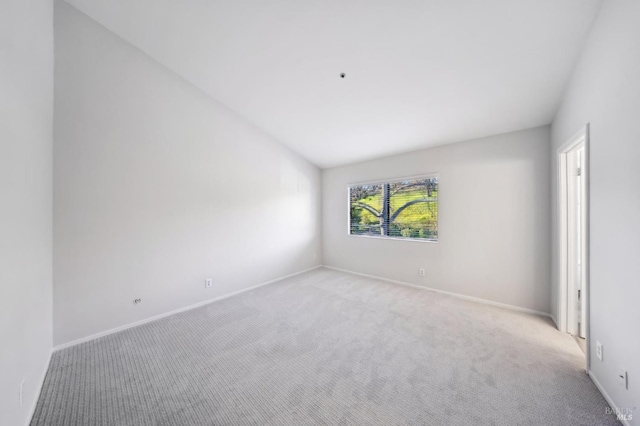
<box><xmin>575</xmin><ymin>147</ymin><xmax>587</xmax><ymax>338</ymax></box>
<box><xmin>565</xmin><ymin>143</ymin><xmax>587</xmax><ymax>339</ymax></box>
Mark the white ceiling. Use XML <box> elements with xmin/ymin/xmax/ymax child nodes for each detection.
<box><xmin>65</xmin><ymin>0</ymin><xmax>601</xmax><ymax>168</ymax></box>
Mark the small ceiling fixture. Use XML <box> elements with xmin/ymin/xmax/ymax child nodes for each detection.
<box><xmin>340</xmin><ymin>73</ymin><xmax>346</xmax><ymax>78</ymax></box>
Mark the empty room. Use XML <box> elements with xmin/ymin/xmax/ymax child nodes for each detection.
<box><xmin>1</xmin><ymin>0</ymin><xmax>639</xmax><ymax>425</ymax></box>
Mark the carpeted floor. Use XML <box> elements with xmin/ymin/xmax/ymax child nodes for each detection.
<box><xmin>31</xmin><ymin>268</ymin><xmax>618</xmax><ymax>425</ymax></box>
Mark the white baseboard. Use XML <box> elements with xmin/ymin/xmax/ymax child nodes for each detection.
<box><xmin>588</xmin><ymin>370</ymin><xmax>631</xmax><ymax>426</ymax></box>
<box><xmin>323</xmin><ymin>265</ymin><xmax>551</xmax><ymax>318</ymax></box>
<box><xmin>26</xmin><ymin>349</ymin><xmax>52</xmax><ymax>426</ymax></box>
<box><xmin>549</xmin><ymin>314</ymin><xmax>559</xmax><ymax>329</ymax></box>
<box><xmin>53</xmin><ymin>265</ymin><xmax>321</xmax><ymax>351</ymax></box>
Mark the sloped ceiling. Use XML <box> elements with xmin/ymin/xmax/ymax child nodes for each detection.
<box><xmin>65</xmin><ymin>0</ymin><xmax>601</xmax><ymax>168</ymax></box>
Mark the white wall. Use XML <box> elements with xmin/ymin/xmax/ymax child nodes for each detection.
<box><xmin>0</xmin><ymin>0</ymin><xmax>54</xmax><ymax>425</ymax></box>
<box><xmin>551</xmin><ymin>0</ymin><xmax>640</xmax><ymax>419</ymax></box>
<box><xmin>53</xmin><ymin>2</ymin><xmax>322</xmax><ymax>346</ymax></box>
<box><xmin>323</xmin><ymin>127</ymin><xmax>551</xmax><ymax>313</ymax></box>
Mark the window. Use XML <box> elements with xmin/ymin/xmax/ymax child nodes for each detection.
<box><xmin>349</xmin><ymin>175</ymin><xmax>438</xmax><ymax>241</ymax></box>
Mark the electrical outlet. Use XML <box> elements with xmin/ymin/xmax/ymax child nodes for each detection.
<box><xmin>596</xmin><ymin>341</ymin><xmax>603</xmax><ymax>361</ymax></box>
<box><xmin>205</xmin><ymin>278</ymin><xmax>213</xmax><ymax>288</ymax></box>
<box><xmin>419</xmin><ymin>268</ymin><xmax>426</xmax><ymax>277</ymax></box>
<box><xmin>313</xmin><ymin>252</ymin><xmax>317</xmax><ymax>260</ymax></box>
<box><xmin>618</xmin><ymin>370</ymin><xmax>628</xmax><ymax>389</ymax></box>
<box><xmin>19</xmin><ymin>379</ymin><xmax>25</xmax><ymax>407</ymax></box>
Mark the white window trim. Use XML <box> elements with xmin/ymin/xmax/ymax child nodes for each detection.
<box><xmin>346</xmin><ymin>173</ymin><xmax>439</xmax><ymax>243</ymax></box>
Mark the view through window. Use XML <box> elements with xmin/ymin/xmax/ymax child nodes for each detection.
<box><xmin>349</xmin><ymin>176</ymin><xmax>438</xmax><ymax>241</ymax></box>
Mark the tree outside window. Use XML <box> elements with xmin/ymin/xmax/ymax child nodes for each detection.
<box><xmin>349</xmin><ymin>176</ymin><xmax>438</xmax><ymax>241</ymax></box>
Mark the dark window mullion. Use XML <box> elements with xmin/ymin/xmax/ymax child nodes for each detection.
<box><xmin>382</xmin><ymin>183</ymin><xmax>391</xmax><ymax>236</ymax></box>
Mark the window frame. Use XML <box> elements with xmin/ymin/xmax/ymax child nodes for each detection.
<box><xmin>346</xmin><ymin>173</ymin><xmax>439</xmax><ymax>243</ymax></box>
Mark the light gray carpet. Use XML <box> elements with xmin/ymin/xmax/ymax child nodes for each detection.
<box><xmin>31</xmin><ymin>268</ymin><xmax>618</xmax><ymax>425</ymax></box>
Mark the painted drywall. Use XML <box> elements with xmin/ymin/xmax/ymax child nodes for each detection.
<box><xmin>323</xmin><ymin>127</ymin><xmax>551</xmax><ymax>314</ymax></box>
<box><xmin>551</xmin><ymin>0</ymin><xmax>640</xmax><ymax>419</ymax></box>
<box><xmin>65</xmin><ymin>0</ymin><xmax>601</xmax><ymax>168</ymax></box>
<box><xmin>0</xmin><ymin>0</ymin><xmax>54</xmax><ymax>424</ymax></box>
<box><xmin>53</xmin><ymin>2</ymin><xmax>321</xmax><ymax>346</ymax></box>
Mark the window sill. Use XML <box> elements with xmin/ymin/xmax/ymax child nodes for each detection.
<box><xmin>347</xmin><ymin>234</ymin><xmax>438</xmax><ymax>244</ymax></box>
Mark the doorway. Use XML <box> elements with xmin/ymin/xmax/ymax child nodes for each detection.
<box><xmin>558</xmin><ymin>126</ymin><xmax>589</xmax><ymax>365</ymax></box>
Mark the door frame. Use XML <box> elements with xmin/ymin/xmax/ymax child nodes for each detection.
<box><xmin>557</xmin><ymin>124</ymin><xmax>590</xmax><ymax>368</ymax></box>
